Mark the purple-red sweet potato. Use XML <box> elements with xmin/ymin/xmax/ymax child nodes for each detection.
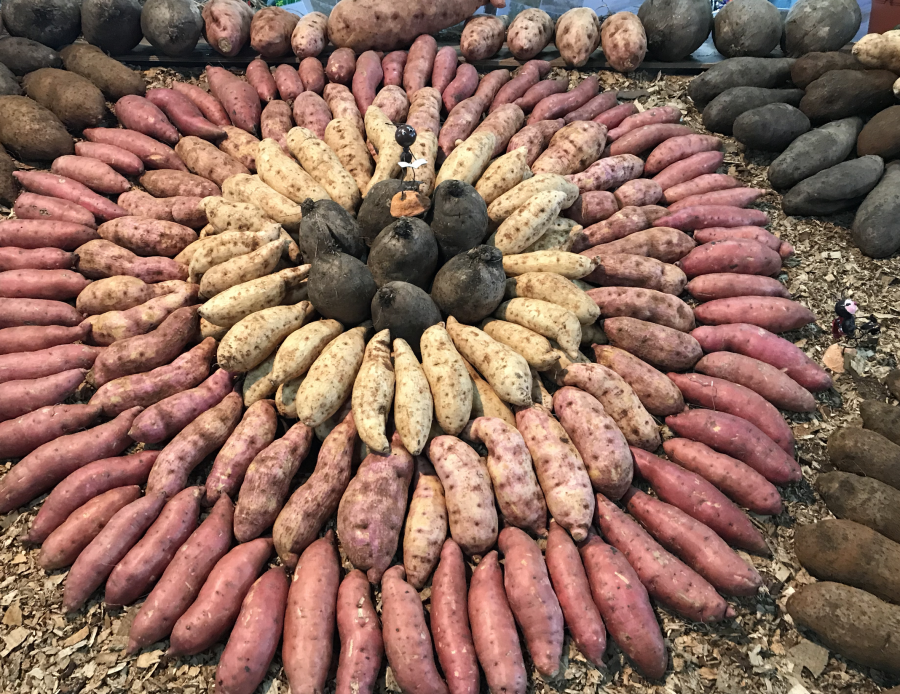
<box><xmin>609</xmin><ymin>123</ymin><xmax>693</xmax><ymax>156</ymax></box>
<box><xmin>207</xmin><ymin>66</ymin><xmax>262</xmax><ymax>137</ymax></box>
<box><xmin>115</xmin><ymin>95</ymin><xmax>180</xmax><ymax>145</ymax></box>
<box><xmin>0</xmin><ymin>219</ymin><xmax>99</xmax><ymax>251</ymax></box>
<box><xmin>13</xmin><ymin>170</ymin><xmax>128</xmax><ymax>222</ymax></box>
<box><xmin>0</xmin><ymin>367</ymin><xmax>86</xmax><ymax>421</ymax></box>
<box><xmin>668</xmin><ymin>187</ymin><xmax>768</xmax><ymax>212</ymax></box>
<box><xmin>694</xmin><ymin>296</ymin><xmax>816</xmax><ymax>334</ymax></box>
<box><xmin>655</xmin><ymin>205</ymin><xmax>768</xmax><ymax>231</ymax></box>
<box><xmin>327</xmin><ymin>47</ymin><xmax>357</xmax><ymax>85</ymax></box>
<box><xmin>693</xmin><ymin>226</ymin><xmax>788</xmax><ymax>254</ymax></box>
<box><xmin>608</xmin><ymin>106</ymin><xmax>682</xmax><ymax>140</ymax></box>
<box><xmin>695</xmin><ymin>352</ymin><xmax>817</xmax><ymax>412</ymax></box>
<box><xmin>563</xmin><ymin>191</ymin><xmax>619</xmax><ymax>226</ymax></box>
<box><xmin>528</xmin><ymin>76</ymin><xmax>598</xmax><ymax>125</ymax></box>
<box><xmin>75</xmin><ymin>142</ymin><xmax>145</xmax><ymax>177</ymax></box>
<box><xmin>353</xmin><ymin>51</ymin><xmax>383</xmax><ymax>115</ymax></box>
<box><xmin>14</xmin><ymin>192</ymin><xmax>97</xmax><ymax>228</ymax></box>
<box><xmin>566</xmin><ymin>153</ymin><xmax>644</xmax><ymax>193</ymax></box>
<box><xmin>593</xmin><ymin>102</ymin><xmax>637</xmax><ymax>128</ymax></box>
<box><xmin>2</xmin><ymin>298</ymin><xmax>83</xmax><ymax>330</ymax></box>
<box><xmin>565</xmin><ymin>91</ymin><xmax>619</xmax><ymax>123</ymax></box>
<box><xmin>173</xmin><ymin>82</ymin><xmax>232</xmax><ymax>127</ymax></box>
<box><xmin>588</xmin><ymin>286</ymin><xmax>695</xmax><ymax>332</ymax></box>
<box><xmin>443</xmin><ymin>63</ymin><xmax>479</xmax><ymax>113</ymax></box>
<box><xmin>381</xmin><ymin>50</ymin><xmax>408</xmax><ymax>88</ymax></box>
<box><xmin>663</xmin><ymin>173</ymin><xmax>739</xmax><ymax>203</ymax></box>
<box><xmin>0</xmin><ymin>403</ymin><xmax>101</xmax><ymax>460</ymax></box>
<box><xmin>335</xmin><ymin>569</ymin><xmax>383</xmax><ymax>694</ymax></box>
<box><xmin>592</xmin><ymin>344</ymin><xmax>685</xmax><ymax>417</ymax></box>
<box><xmin>0</xmin><ymin>268</ymin><xmax>90</xmax><ymax>300</ymax></box>
<box><xmin>603</xmin><ymin>316</ymin><xmax>701</xmax><ymax>371</ymax></box>
<box><xmin>653</xmin><ymin>151</ymin><xmax>726</xmax><ymax>191</ymax></box>
<box><xmin>246</xmin><ymin>58</ymin><xmax>278</xmax><ymax>102</ymax></box>
<box><xmin>83</xmin><ymin>127</ymin><xmax>187</xmax><ymax>171</ymax></box>
<box><xmin>645</xmin><ymin>134</ymin><xmax>723</xmax><ymax>175</ymax></box>
<box><xmin>0</xmin><ymin>247</ymin><xmax>76</xmax><ymax>272</ymax></box>
<box><xmin>0</xmin><ymin>343</ymin><xmax>100</xmax><ymax>384</ymax></box>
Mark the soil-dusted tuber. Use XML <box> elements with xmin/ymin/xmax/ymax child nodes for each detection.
<box><xmin>371</xmin><ymin>281</ymin><xmax>441</xmax><ymax>357</ymax></box>
<box><xmin>141</xmin><ymin>0</ymin><xmax>203</xmax><ymax>57</ymax></box>
<box><xmin>430</xmin><ymin>179</ymin><xmax>489</xmax><ymax>261</ymax></box>
<box><xmin>1</xmin><ymin>0</ymin><xmax>81</xmax><ymax>50</ymax></box>
<box><xmin>298</xmin><ymin>198</ymin><xmax>365</xmax><ymax>264</ymax></box>
<box><xmin>0</xmin><ymin>96</ymin><xmax>74</xmax><ymax>162</ymax></box>
<box><xmin>431</xmin><ymin>245</ymin><xmax>506</xmax><ymax>324</ymax></box>
<box><xmin>308</xmin><ymin>249</ymin><xmax>377</xmax><ymax>326</ymax></box>
<box><xmin>368</xmin><ymin>217</ymin><xmax>439</xmax><ymax>289</ymax></box>
<box><xmin>81</xmin><ymin>0</ymin><xmax>144</xmax><ymax>55</ymax></box>
<box><xmin>639</xmin><ymin>0</ymin><xmax>712</xmax><ymax>62</ymax></box>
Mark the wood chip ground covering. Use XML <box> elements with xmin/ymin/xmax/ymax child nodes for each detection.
<box><xmin>2</xmin><ymin>68</ymin><xmax>899</xmax><ymax>694</ymax></box>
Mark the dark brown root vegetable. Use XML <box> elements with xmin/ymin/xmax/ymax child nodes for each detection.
<box><xmin>638</xmin><ymin>0</ymin><xmax>712</xmax><ymax>62</ymax></box>
<box><xmin>298</xmin><ymin>198</ymin><xmax>366</xmax><ymax>264</ymax></box>
<box><xmin>141</xmin><ymin>0</ymin><xmax>203</xmax><ymax>58</ymax></box>
<box><xmin>0</xmin><ymin>95</ymin><xmax>75</xmax><ymax>161</ymax></box>
<box><xmin>0</xmin><ymin>37</ymin><xmax>62</xmax><ymax>76</ymax></box>
<box><xmin>23</xmin><ymin>68</ymin><xmax>109</xmax><ymax>131</ymax></box>
<box><xmin>59</xmin><ymin>44</ymin><xmax>146</xmax><ymax>100</ymax></box>
<box><xmin>358</xmin><ymin>178</ymin><xmax>402</xmax><ymax>245</ymax></box>
<box><xmin>371</xmin><ymin>281</ymin><xmax>441</xmax><ymax>358</ymax></box>
<box><xmin>429</xmin><ymin>179</ymin><xmax>489</xmax><ymax>261</ymax></box>
<box><xmin>0</xmin><ymin>144</ymin><xmax>18</xmax><ymax>206</ymax></box>
<box><xmin>367</xmin><ymin>218</ymin><xmax>438</xmax><ymax>289</ymax></box>
<box><xmin>430</xmin><ymin>245</ymin><xmax>506</xmax><ymax>324</ymax></box>
<box><xmin>308</xmin><ymin>249</ymin><xmax>377</xmax><ymax>326</ymax></box>
<box><xmin>0</xmin><ymin>63</ymin><xmax>20</xmax><ymax>97</ymax></box>
<box><xmin>712</xmin><ymin>0</ymin><xmax>783</xmax><ymax>58</ymax></box>
<box><xmin>1</xmin><ymin>0</ymin><xmax>81</xmax><ymax>50</ymax></box>
<box><xmin>81</xmin><ymin>0</ymin><xmax>144</xmax><ymax>55</ymax></box>
<box><xmin>783</xmin><ymin>0</ymin><xmax>861</xmax><ymax>57</ymax></box>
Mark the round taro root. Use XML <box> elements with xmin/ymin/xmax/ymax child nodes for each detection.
<box><xmin>430</xmin><ymin>245</ymin><xmax>506</xmax><ymax>324</ymax></box>
<box><xmin>307</xmin><ymin>249</ymin><xmax>377</xmax><ymax>326</ymax></box>
<box><xmin>367</xmin><ymin>218</ymin><xmax>439</xmax><ymax>289</ymax></box>
<box><xmin>371</xmin><ymin>281</ymin><xmax>441</xmax><ymax>358</ymax></box>
<box><xmin>713</xmin><ymin>0</ymin><xmax>783</xmax><ymax>58</ymax></box>
<box><xmin>429</xmin><ymin>179</ymin><xmax>489</xmax><ymax>261</ymax></box>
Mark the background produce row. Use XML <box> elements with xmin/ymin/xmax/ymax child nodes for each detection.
<box><xmin>0</xmin><ymin>9</ymin><xmax>898</xmax><ymax>694</ymax></box>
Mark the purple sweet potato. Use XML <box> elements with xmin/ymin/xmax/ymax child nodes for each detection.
<box><xmin>0</xmin><ymin>368</ymin><xmax>86</xmax><ymax>421</ymax></box>
<box><xmin>89</xmin><ymin>337</ymin><xmax>216</xmax><ymax>417</ymax></box>
<box><xmin>126</xmin><ymin>496</ymin><xmax>234</xmax><ymax>654</ymax></box>
<box><xmin>145</xmin><ymin>391</ymin><xmax>243</xmax><ymax>499</ymax></box>
<box><xmin>0</xmin><ymin>343</ymin><xmax>100</xmax><ymax>384</ymax></box>
<box><xmin>83</xmin><ymin>127</ymin><xmax>187</xmax><ymax>172</ymax></box>
<box><xmin>63</xmin><ymin>491</ymin><xmax>167</xmax><ymax>612</ymax></box>
<box><xmin>0</xmin><ymin>403</ymin><xmax>98</xmax><ymax>460</ymax></box>
<box><xmin>0</xmin><ymin>219</ymin><xmax>99</xmax><ymax>250</ymax></box>
<box><xmin>22</xmin><ymin>450</ymin><xmax>158</xmax><ymax>544</ymax></box>
<box><xmin>694</xmin><ymin>352</ymin><xmax>816</xmax><ymax>412</ymax></box>
<box><xmin>105</xmin><ymin>486</ymin><xmax>203</xmax><ymax>606</ymax></box>
<box><xmin>335</xmin><ymin>569</ymin><xmax>383</xmax><ymax>694</ymax></box>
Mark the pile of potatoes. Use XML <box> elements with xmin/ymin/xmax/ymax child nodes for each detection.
<box><xmin>0</xmin><ymin>33</ymin><xmax>866</xmax><ymax>694</ymax></box>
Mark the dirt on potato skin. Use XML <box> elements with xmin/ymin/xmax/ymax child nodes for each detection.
<box><xmin>2</xmin><ymin>68</ymin><xmax>900</xmax><ymax>694</ymax></box>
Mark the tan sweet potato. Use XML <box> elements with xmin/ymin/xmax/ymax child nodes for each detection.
<box><xmin>601</xmin><ymin>12</ymin><xmax>647</xmax><ymax>73</ymax></box>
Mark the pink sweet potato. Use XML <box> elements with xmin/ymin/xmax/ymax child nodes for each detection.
<box><xmin>274</xmin><ymin>64</ymin><xmax>304</xmax><ymax>104</ymax></box>
<box><xmin>571</xmin><ymin>205</ymin><xmax>648</xmax><ymax>251</ymax></box>
<box><xmin>623</xmin><ymin>487</ymin><xmax>763</xmax><ymax>596</ymax></box>
<box><xmin>516</xmin><ymin>77</ymin><xmax>568</xmax><ymax>112</ymax></box>
<box><xmin>665</xmin><ymin>409</ymin><xmax>800</xmax><ymax>484</ymax></box>
<box><xmin>695</xmin><ymin>352</ymin><xmax>816</xmax><ymax>412</ymax></box>
<box><xmin>207</xmin><ymin>66</ymin><xmax>262</xmax><ymax>137</ymax></box>
<box><xmin>544</xmin><ymin>520</ymin><xmax>606</xmax><ymax>667</ymax></box>
<box><xmin>431</xmin><ymin>539</ymin><xmax>479</xmax><ymax>694</ymax></box>
<box><xmin>168</xmin><ymin>537</ymin><xmax>273</xmax><ymax>656</ymax></box>
<box><xmin>588</xmin><ymin>285</ymin><xmax>694</xmax><ymax>332</ymax></box>
<box><xmin>141</xmin><ymin>169</ymin><xmax>221</xmax><ymax>198</ymax></box>
<box><xmin>261</xmin><ymin>100</ymin><xmax>294</xmax><ymax>150</ymax></box>
<box><xmin>579</xmin><ymin>531</ymin><xmax>666</xmax><ymax>679</ymax></box>
<box><xmin>50</xmin><ymin>155</ymin><xmax>131</xmax><ymax>196</ymax></box>
<box><xmin>353</xmin><ymin>51</ymin><xmax>383</xmax><ymax>114</ymax></box>
<box><xmin>694</xmin><ymin>296</ymin><xmax>816</xmax><ymax>334</ymax></box>
<box><xmin>655</xmin><ymin>205</ymin><xmax>768</xmax><ymax>231</ymax></box>
<box><xmin>233</xmin><ymin>420</ymin><xmax>314</xmax><ymax>542</ymax></box>
<box><xmin>13</xmin><ymin>170</ymin><xmax>128</xmax><ymax>222</ymax></box>
<box><xmin>283</xmin><ymin>532</ymin><xmax>340</xmax><ymax>694</ymax></box>
<box><xmin>381</xmin><ymin>50</ymin><xmax>408</xmax><ymax>88</ymax></box>
<box><xmin>594</xmin><ymin>491</ymin><xmax>729</xmax><ymax>622</ymax></box>
<box><xmin>566</xmin><ymin>153</ymin><xmax>644</xmax><ymax>193</ymax></box>
<box><xmin>63</xmin><ymin>491</ymin><xmax>166</xmax><ymax>612</ymax></box>
<box><xmin>176</xmin><ymin>135</ymin><xmax>250</xmax><ymax>186</ymax></box>
<box><xmin>668</xmin><ymin>187</ymin><xmax>767</xmax><ymax>212</ymax></box>
<box><xmin>691</xmin><ymin>323</ymin><xmax>832</xmax><ymax>392</ymax></box>
<box><xmin>172</xmin><ymin>82</ymin><xmax>232</xmax><ymax>127</ymax></box>
<box><xmin>84</xmin><ymin>287</ymin><xmax>197</xmax><ymax>346</ymax></box>
<box><xmin>292</xmin><ymin>91</ymin><xmax>332</xmax><ymax>139</ymax></box>
<box><xmin>83</xmin><ymin>127</ymin><xmax>187</xmax><ymax>171</ymax></box>
<box><xmin>443</xmin><ymin>63</ymin><xmax>479</xmax><ymax>113</ymax></box>
<box><xmin>407</xmin><ymin>86</ymin><xmax>442</xmax><ymax>137</ymax></box>
<box><xmin>614</xmin><ymin>179</ymin><xmax>662</xmax><ymax>208</ymax></box>
<box><xmin>403</xmin><ymin>34</ymin><xmax>438</xmax><ymax>97</ymax></box>
<box><xmin>644</xmin><ymin>134</ymin><xmax>723</xmax><ymax>175</ymax></box>
<box><xmin>75</xmin><ymin>239</ymin><xmax>188</xmax><ymax>283</ymax></box>
<box><xmin>24</xmin><ymin>450</ymin><xmax>157</xmax><ymax>544</ymax></box>
<box><xmin>75</xmin><ymin>142</ymin><xmax>145</xmax><ymax>177</ymax></box>
<box><xmin>246</xmin><ymin>58</ymin><xmax>278</xmax><ymax>102</ymax></box>
<box><xmin>337</xmin><ymin>431</ymin><xmax>414</xmax><ymax>582</ymax></box>
<box><xmin>335</xmin><ymin>569</ymin><xmax>383</xmax><ymax>694</ymax></box>
<box><xmin>327</xmin><ymin>47</ymin><xmax>357</xmax><ymax>85</ymax></box>
<box><xmin>499</xmin><ymin>527</ymin><xmax>565</xmax><ymax>677</ymax></box>
<box><xmin>609</xmin><ymin>123</ymin><xmax>693</xmax><ymax>156</ymax></box>
<box><xmin>300</xmin><ymin>56</ymin><xmax>326</xmax><ymax>95</ymax></box>
<box><xmin>0</xmin><ymin>368</ymin><xmax>86</xmax><ymax>421</ymax></box>
<box><xmin>382</xmin><ymin>564</ymin><xmax>450</xmax><ymax>694</ymax></box>
<box><xmin>0</xmin><ymin>403</ymin><xmax>100</xmax><ymax>460</ymax></box>
<box><xmin>98</xmin><ymin>216</ymin><xmax>197</xmax><ymax>258</ymax></box>
<box><xmin>273</xmin><ymin>410</ymin><xmax>355</xmax><ymax>568</ymax></box>
<box><xmin>630</xmin><ymin>447</ymin><xmax>770</xmax><ymax>553</ymax></box>
<box><xmin>653</xmin><ymin>151</ymin><xmax>726</xmax><ymax>191</ymax></box>
<box><xmin>505</xmin><ymin>119</ymin><xmax>565</xmax><ymax>166</ymax></box>
<box><xmin>528</xmin><ymin>76</ymin><xmax>599</xmax><ymax>124</ymax></box>
<box><xmin>431</xmin><ymin>46</ymin><xmax>459</xmax><ymax>94</ymax></box>
<box><xmin>250</xmin><ymin>6</ymin><xmax>298</xmax><ymax>59</ymax></box>
<box><xmin>0</xmin><ymin>219</ymin><xmax>99</xmax><ymax>250</ymax></box>
<box><xmin>202</xmin><ymin>0</ymin><xmax>253</xmax><ymax>57</ymax></box>
<box><xmin>0</xmin><ymin>268</ymin><xmax>89</xmax><ymax>300</ymax></box>
<box><xmin>609</xmin><ymin>107</ymin><xmax>682</xmax><ymax>140</ymax></box>
<box><xmin>592</xmin><ymin>344</ymin><xmax>685</xmax><ymax>417</ymax></box>
<box><xmin>663</xmin><ymin>173</ymin><xmax>739</xmax><ymax>203</ymax></box>
<box><xmin>563</xmin><ymin>191</ymin><xmax>619</xmax><ymax>226</ymax></box>
<box><xmin>0</xmin><ymin>248</ymin><xmax>75</xmax><ymax>272</ymax></box>
<box><xmin>216</xmin><ymin>567</ymin><xmax>289</xmax><ymax>694</ymax></box>
<box><xmin>491</xmin><ymin>61</ymin><xmax>544</xmax><ymax>113</ymax></box>
<box><xmin>89</xmin><ymin>337</ymin><xmax>215</xmax><ymax>416</ymax></box>
<box><xmin>14</xmin><ymin>192</ymin><xmax>97</xmax><ymax>228</ymax></box>
<box><xmin>677</xmin><ymin>239</ymin><xmax>781</xmax><ymax>278</ymax></box>
<box><xmin>468</xmin><ymin>551</ymin><xmax>526</xmax><ymax>694</ymax></box>
<box><xmin>115</xmin><ymin>95</ymin><xmax>179</xmax><ymax>145</ymax></box>
<box><xmin>126</xmin><ymin>495</ymin><xmax>233</xmax><ymax>654</ymax></box>
<box><xmin>0</xmin><ymin>323</ymin><xmax>88</xmax><ymax>356</ymax></box>
<box><xmin>603</xmin><ymin>316</ymin><xmax>701</xmax><ymax>371</ymax></box>
<box><xmin>593</xmin><ymin>102</ymin><xmax>637</xmax><ymax>128</ymax></box>
<box><xmin>2</xmin><ymin>297</ymin><xmax>84</xmax><ymax>328</ymax></box>
<box><xmin>105</xmin><ymin>485</ymin><xmax>203</xmax><ymax>606</ymax></box>
<box><xmin>39</xmin><ymin>485</ymin><xmax>142</xmax><ymax>570</ymax></box>
<box><xmin>552</xmin><ymin>386</ymin><xmax>633</xmax><ymax>499</ymax></box>
<box><xmin>439</xmin><ymin>96</ymin><xmax>485</xmax><ymax>156</ymax></box>
<box><xmin>565</xmin><ymin>91</ymin><xmax>619</xmax><ymax>123</ymax></box>
<box><xmin>0</xmin><ymin>343</ymin><xmax>100</xmax><ymax>384</ymax></box>
<box><xmin>693</xmin><ymin>225</ymin><xmax>784</xmax><ymax>252</ymax></box>
<box><xmin>663</xmin><ymin>438</ymin><xmax>784</xmax><ymax>515</ymax></box>
<box><xmin>145</xmin><ymin>391</ymin><xmax>243</xmax><ymax>499</ymax></box>
<box><xmin>117</xmin><ymin>191</ymin><xmax>206</xmax><ymax>229</ymax></box>
<box><xmin>372</xmin><ymin>84</ymin><xmax>411</xmax><ymax>123</ymax></box>
<box><xmin>473</xmin><ymin>103</ymin><xmax>525</xmax><ymax>157</ymax></box>
<box><xmin>686</xmin><ymin>273</ymin><xmax>790</xmax><ymax>301</ymax></box>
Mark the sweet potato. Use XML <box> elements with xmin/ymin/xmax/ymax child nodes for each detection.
<box><xmin>13</xmin><ymin>171</ymin><xmax>127</xmax><ymax>222</ymax></box>
<box><xmin>594</xmin><ymin>492</ymin><xmax>729</xmax><ymax>622</ymax></box>
<box><xmin>474</xmin><ymin>104</ymin><xmax>526</xmax><ymax>157</ymax></box>
<box><xmin>0</xmin><ymin>219</ymin><xmax>98</xmax><ymax>251</ymax></box>
<box><xmin>0</xmin><ymin>343</ymin><xmax>100</xmax><ymax>385</ymax></box>
<box><xmin>215</xmin><ymin>567</ymin><xmax>288</xmax><ymax>694</ymax></box>
<box><xmin>692</xmin><ymin>323</ymin><xmax>831</xmax><ymax>392</ymax></box>
<box><xmin>651</xmin><ymin>150</ymin><xmax>727</xmax><ymax>191</ymax></box>
<box><xmin>668</xmin><ymin>187</ymin><xmax>768</xmax><ymax>213</ymax></box>
<box><xmin>176</xmin><ymin>135</ymin><xmax>250</xmax><ymax>187</ymax></box>
<box><xmin>0</xmin><ymin>367</ymin><xmax>85</xmax><ymax>424</ymax></box>
<box><xmin>352</xmin><ymin>50</ymin><xmax>383</xmax><ymax>115</ymax></box>
<box><xmin>168</xmin><ymin>537</ymin><xmax>273</xmax><ymax>656</ymax></box>
<box><xmin>601</xmin><ymin>12</ymin><xmax>647</xmax><ymax>73</ymax></box>
<box><xmin>126</xmin><ymin>495</ymin><xmax>233</xmax><ymax>653</ymax></box>
<box><xmin>663</xmin><ymin>173</ymin><xmax>739</xmax><ymax>203</ymax></box>
<box><xmin>582</xmin><ymin>227</ymin><xmax>696</xmax><ymax>263</ymax></box>
<box><xmin>0</xmin><ymin>323</ymin><xmax>87</xmax><ymax>356</ymax></box>
<box><xmin>0</xmin><ymin>268</ymin><xmax>89</xmax><ymax>301</ymax></box>
<box><xmin>610</xmin><ymin>124</ymin><xmax>693</xmax><ymax>157</ymax></box>
<box><xmin>461</xmin><ymin>15</ymin><xmax>505</xmax><ymax>62</ymax></box>
<box><xmin>260</xmin><ymin>100</ymin><xmax>293</xmax><ymax>151</ymax></box>
<box><xmin>0</xmin><ymin>402</ymin><xmax>99</xmax><ymax>461</ymax></box>
<box><xmin>571</xmin><ymin>205</ymin><xmax>649</xmax><ymax>251</ymax></box>
<box><xmin>565</xmin><ymin>91</ymin><xmax>619</xmax><ymax>124</ymax></box>
<box><xmin>588</xmin><ymin>286</ymin><xmax>694</xmax><ymax>333</ymax></box>
<box><xmin>63</xmin><ymin>491</ymin><xmax>166</xmax><ymax>612</ymax></box>
<box><xmin>172</xmin><ymin>82</ymin><xmax>231</xmax><ymax>127</ymax></box>
<box><xmin>291</xmin><ymin>10</ymin><xmax>327</xmax><ymax>58</ymax></box>
<box><xmin>593</xmin><ymin>102</ymin><xmax>638</xmax><ymax>128</ymax></box>
<box><xmin>13</xmin><ymin>192</ymin><xmax>96</xmax><ymax>228</ymax></box>
<box><xmin>579</xmin><ymin>532</ymin><xmax>666</xmax><ymax>679</ymax></box>
<box><xmin>695</xmin><ymin>296</ymin><xmax>815</xmax><ymax>334</ymax></box>
<box><xmin>83</xmin><ymin>127</ymin><xmax>186</xmax><ymax>171</ymax></box>
<box><xmin>584</xmin><ymin>253</ymin><xmax>687</xmax><ymax>295</ymax></box>
<box><xmin>663</xmin><ymin>438</ymin><xmax>783</xmax><ymax>515</ymax></box>
<box><xmin>828</xmin><ymin>427</ymin><xmax>900</xmax><ymax>493</ymax></box>
<box><xmin>666</xmin><ymin>409</ymin><xmax>800</xmax><ymax>484</ymax></box>
<box><xmin>631</xmin><ymin>447</ymin><xmax>769</xmax><ymax>553</ymax></box>
<box><xmin>84</xmin><ymin>287</ymin><xmax>196</xmax><ymax>346</ymax></box>
<box><xmin>815</xmin><ymin>471</ymin><xmax>900</xmax><ymax>545</ymax></box>
<box><xmin>532</xmin><ymin>121</ymin><xmax>608</xmax><ymax>176</ymax></box>
<box><xmin>335</xmin><ymin>569</ymin><xmax>383</xmax><ymax>694</ymax></box>
<box><xmin>403</xmin><ymin>34</ymin><xmax>438</xmax><ymax>98</ymax></box>
<box><xmin>400</xmin><ymin>459</ymin><xmax>447</xmax><ymax>589</ymax></box>
<box><xmin>97</xmin><ymin>217</ymin><xmax>197</xmax><ymax>259</ymax></box>
<box><xmin>428</xmin><ymin>46</ymin><xmax>457</xmax><ymax>96</ymax></box>
<box><xmin>300</xmin><ymin>56</ymin><xmax>326</xmax><ymax>95</ymax></box>
<box><xmin>644</xmin><ymin>135</ymin><xmax>722</xmax><ymax>177</ymax></box>
<box><xmin>587</xmin><ymin>346</ymin><xmax>676</xmax><ymax>418</ymax></box>
<box><xmin>529</xmin><ymin>76</ymin><xmax>599</xmax><ymax>125</ymax></box>
<box><xmin>326</xmin><ymin>47</ymin><xmax>356</xmax><ymax>86</ymax></box>
<box><xmin>250</xmin><ymin>7</ymin><xmax>298</xmax><ymax>59</ymax></box>
<box><xmin>603</xmin><ymin>316</ymin><xmax>701</xmax><ymax>371</ymax></box>
<box><xmin>566</xmin><ymin>153</ymin><xmax>644</xmax><ymax>193</ymax></box>
<box><xmin>114</xmin><ymin>94</ymin><xmax>178</xmax><ymax>145</ymax></box>
<box><xmin>382</xmin><ymin>565</ymin><xmax>450</xmax><ymax>694</ymax></box>
<box><xmin>76</xmin><ymin>276</ymin><xmax>190</xmax><ymax>316</ymax></box>
<box><xmin>695</xmin><ymin>352</ymin><xmax>816</xmax><ymax>412</ymax></box>
<box><xmin>0</xmin><ymin>247</ymin><xmax>75</xmax><ymax>273</ymax></box>
<box><xmin>202</xmin><ymin>0</ymin><xmax>253</xmax><ymax>57</ymax></box>
<box><xmin>206</xmin><ymin>66</ymin><xmax>261</xmax><ymax>136</ymax></box>
<box><xmin>337</xmin><ymin>431</ymin><xmax>413</xmax><ymax>582</ymax></box>
<box><xmin>555</xmin><ymin>8</ymin><xmax>601</xmax><ymax>67</ymax></box>
<box><xmin>246</xmin><ymin>58</ymin><xmax>277</xmax><ymax>102</ymax></box>
<box><xmin>438</xmin><ymin>63</ymin><xmax>475</xmax><ymax>114</ymax></box>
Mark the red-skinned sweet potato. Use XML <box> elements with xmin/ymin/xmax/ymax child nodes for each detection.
<box><xmin>579</xmin><ymin>531</ymin><xmax>666</xmax><ymax>679</ymax></box>
<box><xmin>335</xmin><ymin>569</ymin><xmax>383</xmax><ymax>694</ymax></box>
<box><xmin>0</xmin><ymin>219</ymin><xmax>99</xmax><ymax>251</ymax></box>
<box><xmin>381</xmin><ymin>50</ymin><xmax>408</xmax><ymax>88</ymax></box>
<box><xmin>655</xmin><ymin>205</ymin><xmax>768</xmax><ymax>230</ymax></box>
<box><xmin>75</xmin><ymin>239</ymin><xmax>188</xmax><ymax>284</ymax></box>
<box><xmin>691</xmin><ymin>323</ymin><xmax>831</xmax><ymax>392</ymax></box>
<box><xmin>0</xmin><ymin>247</ymin><xmax>76</xmax><ymax>272</ymax></box>
<box><xmin>563</xmin><ymin>191</ymin><xmax>619</xmax><ymax>226</ymax></box>
<box><xmin>105</xmin><ymin>485</ymin><xmax>203</xmax><ymax>606</ymax></box>
<box><xmin>83</xmin><ymin>127</ymin><xmax>187</xmax><ymax>171</ymax></box>
<box><xmin>300</xmin><ymin>57</ymin><xmax>326</xmax><ymax>95</ymax></box>
<box><xmin>678</xmin><ymin>239</ymin><xmax>781</xmax><ymax>278</ymax></box>
<box><xmin>695</xmin><ymin>352</ymin><xmax>816</xmax><ymax>412</ymax></box>
<box><xmin>593</xmin><ymin>102</ymin><xmax>638</xmax><ymax>128</ymax></box>
<box><xmin>668</xmin><ymin>187</ymin><xmax>767</xmax><ymax>212</ymax></box>
<box><xmin>0</xmin><ymin>343</ymin><xmax>100</xmax><ymax>384</ymax></box>
<box><xmin>75</xmin><ymin>142</ymin><xmax>145</xmax><ymax>177</ymax></box>
<box><xmin>592</xmin><ymin>344</ymin><xmax>685</xmax><ymax>416</ymax></box>
<box><xmin>644</xmin><ymin>134</ymin><xmax>722</xmax><ymax>174</ymax></box>
<box><xmin>663</xmin><ymin>172</ymin><xmax>739</xmax><ymax>203</ymax></box>
<box><xmin>13</xmin><ymin>170</ymin><xmax>128</xmax><ymax>222</ymax></box>
<box><xmin>353</xmin><ymin>51</ymin><xmax>383</xmax><ymax>115</ymax></box>
<box><xmin>653</xmin><ymin>150</ymin><xmax>726</xmax><ymax>191</ymax></box>
<box><xmin>173</xmin><ymin>82</ymin><xmax>232</xmax><ymax>127</ymax></box>
<box><xmin>0</xmin><ymin>403</ymin><xmax>101</xmax><ymax>460</ymax></box>
<box><xmin>431</xmin><ymin>46</ymin><xmax>458</xmax><ymax>94</ymax></box>
<box><xmin>491</xmin><ymin>61</ymin><xmax>544</xmax><ymax>113</ymax></box>
<box><xmin>115</xmin><ymin>94</ymin><xmax>180</xmax><ymax>145</ymax></box>
<box><xmin>443</xmin><ymin>63</ymin><xmax>479</xmax><ymax>113</ymax></box>
<box><xmin>695</xmin><ymin>296</ymin><xmax>815</xmax><ymax>333</ymax></box>
<box><xmin>587</xmin><ymin>286</ymin><xmax>694</xmax><ymax>332</ymax></box>
<box><xmin>528</xmin><ymin>76</ymin><xmax>599</xmax><ymax>125</ymax></box>
<box><xmin>603</xmin><ymin>316</ymin><xmax>701</xmax><ymax>371</ymax></box>
<box><xmin>686</xmin><ymin>273</ymin><xmax>790</xmax><ymax>301</ymax></box>
<box><xmin>14</xmin><ymin>192</ymin><xmax>97</xmax><ymax>228</ymax></box>
<box><xmin>327</xmin><ymin>47</ymin><xmax>357</xmax><ymax>85</ymax></box>
<box><xmin>693</xmin><ymin>225</ymin><xmax>785</xmax><ymax>253</ymax></box>
<box><xmin>0</xmin><ymin>368</ymin><xmax>86</xmax><ymax>421</ymax></box>
<box><xmin>0</xmin><ymin>268</ymin><xmax>88</xmax><ymax>300</ymax></box>
<box><xmin>566</xmin><ymin>153</ymin><xmax>644</xmax><ymax>193</ymax></box>
<box><xmin>565</xmin><ymin>91</ymin><xmax>619</xmax><ymax>123</ymax></box>
<box><xmin>126</xmin><ymin>495</ymin><xmax>234</xmax><ymax>654</ymax></box>
<box><xmin>207</xmin><ymin>66</ymin><xmax>261</xmax><ymax>137</ymax></box>
<box><xmin>609</xmin><ymin>123</ymin><xmax>693</xmax><ymax>156</ymax></box>
<box><xmin>246</xmin><ymin>58</ymin><xmax>278</xmax><ymax>102</ymax></box>
<box><xmin>630</xmin><ymin>447</ymin><xmax>770</xmax><ymax>553</ymax></box>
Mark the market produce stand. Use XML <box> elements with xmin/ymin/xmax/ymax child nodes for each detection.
<box><xmin>1</xmin><ymin>1</ymin><xmax>900</xmax><ymax>694</ymax></box>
